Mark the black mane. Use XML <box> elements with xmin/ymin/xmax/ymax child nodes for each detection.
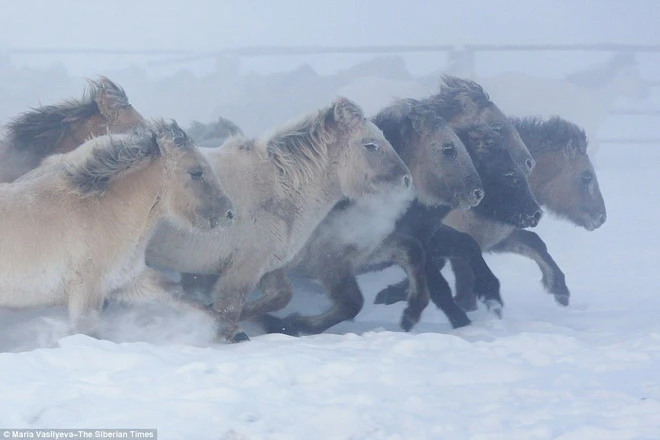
<box><xmin>511</xmin><ymin>116</ymin><xmax>588</xmax><ymax>155</ymax></box>
<box><xmin>4</xmin><ymin>77</ymin><xmax>130</xmax><ymax>156</ymax></box>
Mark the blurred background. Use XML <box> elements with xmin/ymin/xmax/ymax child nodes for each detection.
<box><xmin>2</xmin><ymin>0</ymin><xmax>660</xmax><ymax>146</ymax></box>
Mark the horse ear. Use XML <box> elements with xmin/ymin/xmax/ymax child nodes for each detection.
<box><xmin>454</xmin><ymin>92</ymin><xmax>480</xmax><ymax>114</ymax></box>
<box><xmin>93</xmin><ymin>76</ymin><xmax>129</xmax><ymax>120</ymax></box>
<box><xmin>330</xmin><ymin>97</ymin><xmax>365</xmax><ymax>131</ymax></box>
<box><xmin>563</xmin><ymin>138</ymin><xmax>578</xmax><ymax>159</ymax></box>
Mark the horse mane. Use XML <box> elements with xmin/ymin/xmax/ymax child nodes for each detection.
<box><xmin>372</xmin><ymin>98</ymin><xmax>448</xmax><ymax>152</ymax></box>
<box><xmin>510</xmin><ymin>116</ymin><xmax>588</xmax><ymax>156</ymax></box>
<box><xmin>65</xmin><ymin>119</ymin><xmax>190</xmax><ymax>196</ymax></box>
<box><xmin>453</xmin><ymin>123</ymin><xmax>502</xmax><ymax>156</ymax></box>
<box><xmin>265</xmin><ymin>103</ymin><xmax>341</xmax><ymax>188</ymax></box>
<box><xmin>188</xmin><ymin>116</ymin><xmax>244</xmax><ymax>147</ymax></box>
<box><xmin>428</xmin><ymin>75</ymin><xmax>492</xmax><ymax>119</ymax></box>
<box><xmin>4</xmin><ymin>76</ymin><xmax>130</xmax><ymax>156</ymax></box>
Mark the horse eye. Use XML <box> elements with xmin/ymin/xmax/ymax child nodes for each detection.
<box><xmin>581</xmin><ymin>172</ymin><xmax>594</xmax><ymax>184</ymax></box>
<box><xmin>189</xmin><ymin>169</ymin><xmax>204</xmax><ymax>180</ymax></box>
<box><xmin>504</xmin><ymin>171</ymin><xmax>518</xmax><ymax>185</ymax></box>
<box><xmin>363</xmin><ymin>142</ymin><xmax>380</xmax><ymax>152</ymax></box>
<box><xmin>492</xmin><ymin>125</ymin><xmax>503</xmax><ymax>133</ymax></box>
<box><xmin>442</xmin><ymin>142</ymin><xmax>457</xmax><ymax>158</ymax></box>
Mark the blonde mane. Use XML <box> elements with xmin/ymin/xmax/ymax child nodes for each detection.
<box><xmin>265</xmin><ymin>106</ymin><xmax>335</xmax><ymax>189</ymax></box>
<box><xmin>64</xmin><ymin>120</ymin><xmax>191</xmax><ymax>196</ymax></box>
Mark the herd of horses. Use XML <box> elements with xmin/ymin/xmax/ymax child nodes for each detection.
<box><xmin>0</xmin><ymin>74</ymin><xmax>607</xmax><ymax>343</ymax></box>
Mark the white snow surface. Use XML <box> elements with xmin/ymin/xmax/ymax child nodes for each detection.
<box><xmin>1</xmin><ymin>139</ymin><xmax>660</xmax><ymax>439</ymax></box>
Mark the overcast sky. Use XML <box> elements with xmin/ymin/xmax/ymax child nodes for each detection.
<box><xmin>2</xmin><ymin>1</ymin><xmax>659</xmax><ymax>49</ymax></box>
<box><xmin>2</xmin><ymin>1</ymin><xmax>660</xmax><ymax>78</ymax></box>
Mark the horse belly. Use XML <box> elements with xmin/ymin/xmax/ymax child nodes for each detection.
<box><xmin>0</xmin><ymin>266</ymin><xmax>68</xmax><ymax>308</ymax></box>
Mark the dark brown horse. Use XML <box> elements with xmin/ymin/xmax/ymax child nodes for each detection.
<box><xmin>256</xmin><ymin>98</ymin><xmax>484</xmax><ymax>336</ymax></box>
<box><xmin>0</xmin><ymin>76</ymin><xmax>145</xmax><ymax>183</ymax></box>
<box><xmin>377</xmin><ymin>116</ymin><xmax>606</xmax><ymax>312</ymax></box>
<box><xmin>374</xmin><ymin>77</ymin><xmax>543</xmax><ymax>329</ymax></box>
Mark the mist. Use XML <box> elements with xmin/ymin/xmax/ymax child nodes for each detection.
<box><xmin>2</xmin><ymin>1</ymin><xmax>660</xmax><ymax>132</ymax></box>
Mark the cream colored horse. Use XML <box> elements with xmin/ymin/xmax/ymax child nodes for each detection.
<box><xmin>0</xmin><ymin>120</ymin><xmax>233</xmax><ymax>337</ymax></box>
<box><xmin>146</xmin><ymin>97</ymin><xmax>412</xmax><ymax>342</ymax></box>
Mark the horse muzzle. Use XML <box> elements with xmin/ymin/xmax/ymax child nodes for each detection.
<box><xmin>209</xmin><ymin>208</ymin><xmax>235</xmax><ymax>229</ymax></box>
<box><xmin>517</xmin><ymin>209</ymin><xmax>543</xmax><ymax>228</ymax></box>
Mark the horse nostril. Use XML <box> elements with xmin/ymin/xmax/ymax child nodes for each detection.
<box><xmin>531</xmin><ymin>210</ymin><xmax>543</xmax><ymax>225</ymax></box>
<box><xmin>226</xmin><ymin>210</ymin><xmax>235</xmax><ymax>221</ymax></box>
<box><xmin>526</xmin><ymin>158</ymin><xmax>536</xmax><ymax>171</ymax></box>
<box><xmin>473</xmin><ymin>188</ymin><xmax>484</xmax><ymax>202</ymax></box>
<box><xmin>598</xmin><ymin>212</ymin><xmax>607</xmax><ymax>226</ymax></box>
<box><xmin>403</xmin><ymin>175</ymin><xmax>412</xmax><ymax>188</ymax></box>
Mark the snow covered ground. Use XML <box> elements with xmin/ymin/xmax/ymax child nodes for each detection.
<box><xmin>1</xmin><ymin>131</ymin><xmax>659</xmax><ymax>439</ymax></box>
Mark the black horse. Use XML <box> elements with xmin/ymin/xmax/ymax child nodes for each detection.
<box><xmin>376</xmin><ymin>123</ymin><xmax>542</xmax><ymax>328</ymax></box>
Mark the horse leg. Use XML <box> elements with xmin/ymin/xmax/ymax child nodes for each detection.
<box><xmin>421</xmin><ymin>253</ymin><xmax>471</xmax><ymax>328</ymax></box>
<box><xmin>374</xmin><ymin>258</ymin><xmax>450</xmax><ymax>306</ymax></box>
<box><xmin>67</xmin><ymin>280</ymin><xmax>104</xmax><ymax>338</ymax></box>
<box><xmin>209</xmin><ymin>268</ymin><xmax>259</xmax><ymax>343</ymax></box>
<box><xmin>111</xmin><ymin>268</ymin><xmax>223</xmax><ymax>324</ymax></box>
<box><xmin>374</xmin><ymin>278</ymin><xmax>410</xmax><ymax>305</ymax></box>
<box><xmin>239</xmin><ymin>269</ymin><xmax>293</xmax><ymax>321</ymax></box>
<box><xmin>268</xmin><ymin>267</ymin><xmax>364</xmax><ymax>336</ymax></box>
<box><xmin>368</xmin><ymin>232</ymin><xmax>430</xmax><ymax>331</ymax></box>
<box><xmin>180</xmin><ymin>272</ymin><xmax>219</xmax><ymax>305</ymax></box>
<box><xmin>428</xmin><ymin>225</ymin><xmax>502</xmax><ymax>317</ymax></box>
<box><xmin>491</xmin><ymin>229</ymin><xmax>570</xmax><ymax>306</ymax></box>
<box><xmin>450</xmin><ymin>258</ymin><xmax>478</xmax><ymax>312</ymax></box>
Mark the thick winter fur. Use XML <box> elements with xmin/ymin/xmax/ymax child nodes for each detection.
<box><xmin>0</xmin><ymin>120</ymin><xmax>233</xmax><ymax>337</ymax></box>
<box><xmin>431</xmin><ymin>75</ymin><xmax>535</xmax><ymax>176</ymax></box>
<box><xmin>257</xmin><ymin>97</ymin><xmax>486</xmax><ymax>336</ymax></box>
<box><xmin>0</xmin><ymin>76</ymin><xmax>145</xmax><ymax>183</ymax></box>
<box><xmin>378</xmin><ymin>116</ymin><xmax>606</xmax><ymax>312</ymax></box>
<box><xmin>145</xmin><ymin>97</ymin><xmax>411</xmax><ymax>342</ymax></box>
<box><xmin>449</xmin><ymin>116</ymin><xmax>606</xmax><ymax>309</ymax></box>
<box><xmin>374</xmin><ymin>77</ymin><xmax>542</xmax><ymax>329</ymax></box>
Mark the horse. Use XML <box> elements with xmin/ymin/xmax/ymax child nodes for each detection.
<box><xmin>145</xmin><ymin>97</ymin><xmax>412</xmax><ymax>342</ymax></box>
<box><xmin>447</xmin><ymin>116</ymin><xmax>607</xmax><ymax>310</ymax></box>
<box><xmin>373</xmin><ymin>77</ymin><xmax>543</xmax><ymax>329</ymax></box>
<box><xmin>187</xmin><ymin>116</ymin><xmax>244</xmax><ymax>148</ymax></box>
<box><xmin>0</xmin><ymin>76</ymin><xmax>145</xmax><ymax>183</ymax></box>
<box><xmin>255</xmin><ymin>97</ymin><xmax>484</xmax><ymax>336</ymax></box>
<box><xmin>431</xmin><ymin>76</ymin><xmax>536</xmax><ymax>176</ymax></box>
<box><xmin>0</xmin><ymin>120</ymin><xmax>234</xmax><ymax>338</ymax></box>
<box><xmin>376</xmin><ymin>116</ymin><xmax>606</xmax><ymax>313</ymax></box>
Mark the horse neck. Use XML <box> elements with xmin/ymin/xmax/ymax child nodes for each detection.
<box><xmin>56</xmin><ymin>117</ymin><xmax>106</xmax><ymax>154</ymax></box>
<box><xmin>276</xmin><ymin>157</ymin><xmax>343</xmax><ymax>250</ymax></box>
<box><xmin>528</xmin><ymin>152</ymin><xmax>564</xmax><ymax>206</ymax></box>
<box><xmin>102</xmin><ymin>159</ymin><xmax>166</xmax><ymax>240</ymax></box>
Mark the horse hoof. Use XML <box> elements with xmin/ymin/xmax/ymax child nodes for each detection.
<box><xmin>484</xmin><ymin>299</ymin><xmax>503</xmax><ymax>318</ymax></box>
<box><xmin>230</xmin><ymin>331</ymin><xmax>251</xmax><ymax>343</ymax></box>
<box><xmin>554</xmin><ymin>294</ymin><xmax>570</xmax><ymax>307</ymax></box>
<box><xmin>448</xmin><ymin>313</ymin><xmax>471</xmax><ymax>329</ymax></box>
<box><xmin>454</xmin><ymin>296</ymin><xmax>478</xmax><ymax>313</ymax></box>
<box><xmin>374</xmin><ymin>287</ymin><xmax>406</xmax><ymax>305</ymax></box>
<box><xmin>400</xmin><ymin>314</ymin><xmax>417</xmax><ymax>332</ymax></box>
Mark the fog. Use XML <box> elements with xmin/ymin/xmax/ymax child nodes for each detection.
<box><xmin>3</xmin><ymin>4</ymin><xmax>660</xmax><ymax>436</ymax></box>
<box><xmin>2</xmin><ymin>1</ymin><xmax>660</xmax><ymax>135</ymax></box>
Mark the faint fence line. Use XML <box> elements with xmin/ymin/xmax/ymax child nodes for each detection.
<box><xmin>6</xmin><ymin>43</ymin><xmax>660</xmax><ymax>145</ymax></box>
